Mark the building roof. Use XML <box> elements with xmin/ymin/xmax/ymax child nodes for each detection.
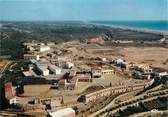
<box><xmin>4</xmin><ymin>82</ymin><xmax>15</xmax><ymax>100</ymax></box>
<box><xmin>37</xmin><ymin>64</ymin><xmax>48</xmax><ymax>71</ymax></box>
<box><xmin>49</xmin><ymin>108</ymin><xmax>75</xmax><ymax>117</ymax></box>
<box><xmin>30</xmin><ymin>59</ymin><xmax>37</xmax><ymax>63</ymax></box>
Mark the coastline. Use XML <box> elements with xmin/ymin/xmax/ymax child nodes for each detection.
<box><xmin>87</xmin><ymin>22</ymin><xmax>168</xmax><ymax>37</ymax></box>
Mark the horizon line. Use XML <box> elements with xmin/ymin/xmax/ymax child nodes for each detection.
<box><xmin>0</xmin><ymin>20</ymin><xmax>168</xmax><ymax>22</ymax></box>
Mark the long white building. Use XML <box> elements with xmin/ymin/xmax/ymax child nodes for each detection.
<box><xmin>49</xmin><ymin>108</ymin><xmax>75</xmax><ymax>117</ymax></box>
<box><xmin>37</xmin><ymin>64</ymin><xmax>49</xmax><ymax>76</ymax></box>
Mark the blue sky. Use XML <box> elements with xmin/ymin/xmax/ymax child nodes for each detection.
<box><xmin>0</xmin><ymin>0</ymin><xmax>167</xmax><ymax>21</ymax></box>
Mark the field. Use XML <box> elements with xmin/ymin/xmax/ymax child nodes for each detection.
<box><xmin>57</xmin><ymin>41</ymin><xmax>168</xmax><ymax>70</ymax></box>
<box><xmin>120</xmin><ymin>47</ymin><xmax>168</xmax><ymax>70</ymax></box>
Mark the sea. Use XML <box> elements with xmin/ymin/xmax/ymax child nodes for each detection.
<box><xmin>90</xmin><ymin>21</ymin><xmax>168</xmax><ymax>32</ymax></box>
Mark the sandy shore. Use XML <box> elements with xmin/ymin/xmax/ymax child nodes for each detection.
<box><xmin>88</xmin><ymin>22</ymin><xmax>168</xmax><ymax>36</ymax></box>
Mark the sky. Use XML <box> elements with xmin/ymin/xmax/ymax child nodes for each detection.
<box><xmin>0</xmin><ymin>0</ymin><xmax>167</xmax><ymax>21</ymax></box>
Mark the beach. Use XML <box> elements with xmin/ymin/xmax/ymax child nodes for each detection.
<box><xmin>89</xmin><ymin>21</ymin><xmax>168</xmax><ymax>36</ymax></box>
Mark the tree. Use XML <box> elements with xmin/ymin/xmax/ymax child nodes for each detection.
<box><xmin>110</xmin><ymin>82</ymin><xmax>112</xmax><ymax>87</ymax></box>
<box><xmin>61</xmin><ymin>96</ymin><xmax>64</xmax><ymax>104</ymax></box>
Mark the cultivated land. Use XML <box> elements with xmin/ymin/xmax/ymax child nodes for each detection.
<box><xmin>120</xmin><ymin>47</ymin><xmax>168</xmax><ymax>70</ymax></box>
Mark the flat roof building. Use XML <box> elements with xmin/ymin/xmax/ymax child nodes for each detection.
<box><xmin>92</xmin><ymin>66</ymin><xmax>114</xmax><ymax>78</ymax></box>
<box><xmin>24</xmin><ymin>54</ymin><xmax>40</xmax><ymax>61</ymax></box>
<box><xmin>76</xmin><ymin>73</ymin><xmax>92</xmax><ymax>82</ymax></box>
<box><xmin>49</xmin><ymin>65</ymin><xmax>61</xmax><ymax>75</ymax></box>
<box><xmin>58</xmin><ymin>77</ymin><xmax>78</xmax><ymax>90</ymax></box>
<box><xmin>101</xmin><ymin>69</ymin><xmax>114</xmax><ymax>75</ymax></box>
<box><xmin>37</xmin><ymin>64</ymin><xmax>49</xmax><ymax>76</ymax></box>
<box><xmin>49</xmin><ymin>108</ymin><xmax>75</xmax><ymax>117</ymax></box>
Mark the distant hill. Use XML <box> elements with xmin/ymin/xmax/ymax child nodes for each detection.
<box><xmin>0</xmin><ymin>21</ymin><xmax>163</xmax><ymax>57</ymax></box>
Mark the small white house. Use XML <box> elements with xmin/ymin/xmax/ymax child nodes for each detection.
<box><xmin>49</xmin><ymin>65</ymin><xmax>62</xmax><ymax>75</ymax></box>
<box><xmin>65</xmin><ymin>62</ymin><xmax>74</xmax><ymax>69</ymax></box>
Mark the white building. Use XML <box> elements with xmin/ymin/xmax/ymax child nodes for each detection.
<box><xmin>157</xmin><ymin>72</ymin><xmax>168</xmax><ymax>77</ymax></box>
<box><xmin>49</xmin><ymin>65</ymin><xmax>62</xmax><ymax>75</ymax></box>
<box><xmin>49</xmin><ymin>108</ymin><xmax>75</xmax><ymax>117</ymax></box>
<box><xmin>37</xmin><ymin>64</ymin><xmax>49</xmax><ymax>76</ymax></box>
<box><xmin>38</xmin><ymin>46</ymin><xmax>50</xmax><ymax>52</ymax></box>
<box><xmin>115</xmin><ymin>59</ymin><xmax>124</xmax><ymax>64</ymax></box>
<box><xmin>92</xmin><ymin>67</ymin><xmax>114</xmax><ymax>78</ymax></box>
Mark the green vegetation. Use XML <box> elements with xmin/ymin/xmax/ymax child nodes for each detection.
<box><xmin>0</xmin><ymin>30</ymin><xmax>25</xmax><ymax>57</ymax></box>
